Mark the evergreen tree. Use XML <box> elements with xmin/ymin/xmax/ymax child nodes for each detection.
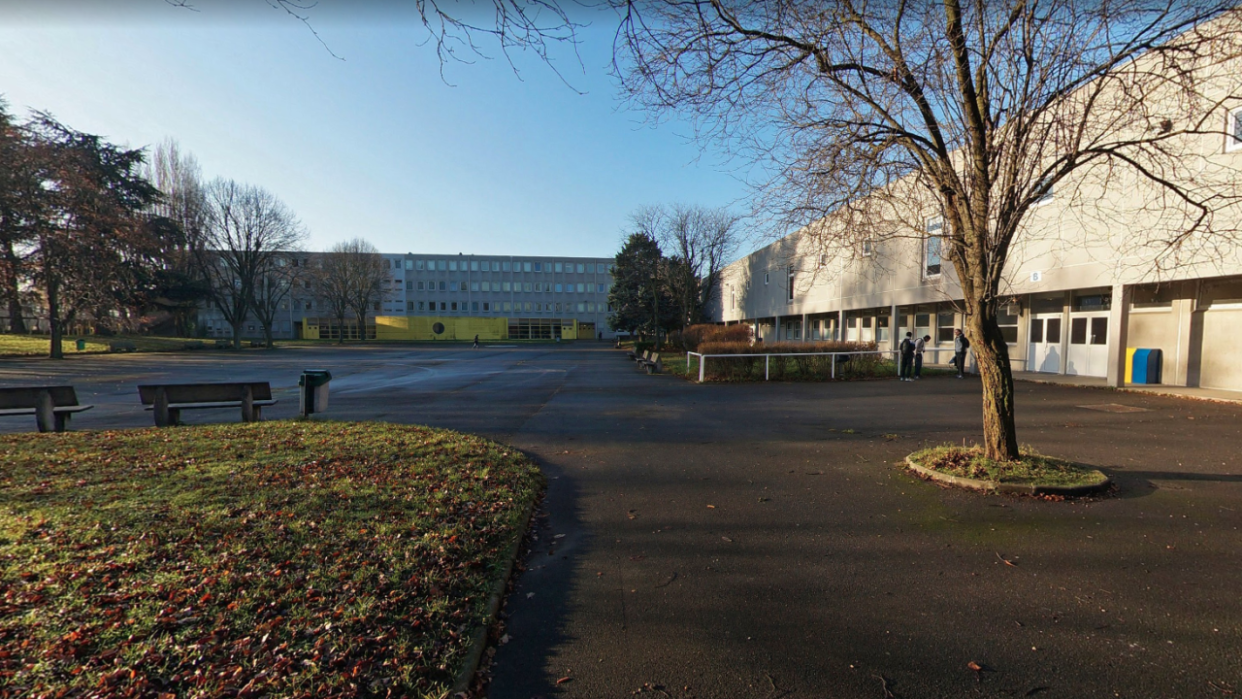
<box><xmin>608</xmin><ymin>232</ymin><xmax>676</xmax><ymax>344</ymax></box>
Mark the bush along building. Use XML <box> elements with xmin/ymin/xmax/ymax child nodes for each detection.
<box><xmin>197</xmin><ymin>253</ymin><xmax>617</xmax><ymax>342</ymax></box>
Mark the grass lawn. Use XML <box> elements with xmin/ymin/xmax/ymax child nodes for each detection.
<box><xmin>0</xmin><ymin>421</ymin><xmax>543</xmax><ymax>698</ymax></box>
<box><xmin>0</xmin><ymin>334</ymin><xmax>197</xmax><ymax>357</ymax></box>
<box><xmin>908</xmin><ymin>444</ymin><xmax>1109</xmax><ymax>488</ymax></box>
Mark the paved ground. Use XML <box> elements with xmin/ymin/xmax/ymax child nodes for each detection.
<box><xmin>3</xmin><ymin>344</ymin><xmax>1241</xmax><ymax>698</ymax></box>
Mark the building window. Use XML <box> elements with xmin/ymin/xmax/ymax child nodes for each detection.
<box><xmin>998</xmin><ymin>305</ymin><xmax>1019</xmax><ymax>343</ymax></box>
<box><xmin>472</xmin><ymin>301</ymin><xmax>479</xmax><ymax>311</ymax></box>
<box><xmin>534</xmin><ymin>283</ymin><xmax>543</xmax><ymax>292</ymax></box>
<box><xmin>936</xmin><ymin>310</ymin><xmax>957</xmax><ymax>343</ymax></box>
<box><xmin>862</xmin><ymin>239</ymin><xmax>874</xmax><ymax>256</ymax></box>
<box><xmin>404</xmin><ymin>259</ymin><xmax>413</xmax><ymax>270</ymax></box>
<box><xmin>436</xmin><ymin>260</ymin><xmax>445</xmax><ymax>271</ymax></box>
<box><xmin>524</xmin><ymin>283</ymin><xmax>532</xmax><ymax>292</ymax></box>
<box><xmin>407</xmin><ymin>301</ymin><xmax>414</xmax><ymax>310</ymax></box>
<box><xmin>524</xmin><ymin>302</ymin><xmax>532</xmax><ymax>311</ymax></box>
<box><xmin>417</xmin><ymin>301</ymin><xmax>426</xmax><ymax>311</ymax></box>
<box><xmin>503</xmin><ymin>302</ymin><xmax>512</xmax><ymax>311</ymax></box>
<box><xmin>471</xmin><ymin>282</ymin><xmax>479</xmax><ymax>292</ymax></box>
<box><xmin>523</xmin><ymin>262</ymin><xmax>532</xmax><ymax>272</ymax></box>
<box><xmin>502</xmin><ymin>261</ymin><xmax>511</xmax><ymax>272</ymax></box>
<box><xmin>597</xmin><ymin>284</ymin><xmax>605</xmax><ymax>293</ymax></box>
<box><xmin>764</xmin><ymin>272</ymin><xmax>770</xmax><ymax>285</ymax></box>
<box><xmin>534</xmin><ymin>262</ymin><xmax>542</xmax><ymax>272</ymax></box>
<box><xmin>924</xmin><ymin>219</ymin><xmax>943</xmax><ymax>277</ymax></box>
<box><xmin>451</xmin><ymin>302</ymin><xmax>458</xmax><ymax>311</ymax></box>
<box><xmin>555</xmin><ymin>262</ymin><xmax>563</xmax><ymax>273</ymax></box>
<box><xmin>1228</xmin><ymin>107</ymin><xmax>1242</xmax><ymax>152</ymax></box>
<box><xmin>786</xmin><ymin>266</ymin><xmax>794</xmax><ymax>302</ymax></box>
<box><xmin>483</xmin><ymin>302</ymin><xmax>490</xmax><ymax>311</ymax></box>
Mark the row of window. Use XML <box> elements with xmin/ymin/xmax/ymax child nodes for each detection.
<box><xmin>391</xmin><ymin>259</ymin><xmax>613</xmax><ymax>274</ymax></box>
<box><xmin>409</xmin><ymin>301</ymin><xmax>607</xmax><ymax>314</ymax></box>
<box><xmin>406</xmin><ymin>280</ymin><xmax>608</xmax><ymax>293</ymax></box>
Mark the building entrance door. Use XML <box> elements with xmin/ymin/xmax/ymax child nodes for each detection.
<box><xmin>1027</xmin><ymin>314</ymin><xmax>1064</xmax><ymax>373</ymax></box>
<box><xmin>1065</xmin><ymin>312</ymin><xmax>1109</xmax><ymax>377</ymax></box>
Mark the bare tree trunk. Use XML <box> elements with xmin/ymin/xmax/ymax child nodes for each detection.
<box><xmin>47</xmin><ymin>275</ymin><xmax>62</xmax><ymax>360</ymax></box>
<box><xmin>231</xmin><ymin>320</ymin><xmax>243</xmax><ymax>350</ymax></box>
<box><xmin>3</xmin><ymin>242</ymin><xmax>25</xmax><ymax>334</ymax></box>
<box><xmin>263</xmin><ymin>323</ymin><xmax>275</xmax><ymax>349</ymax></box>
<box><xmin>967</xmin><ymin>307</ymin><xmax>1020</xmax><ymax>461</ymax></box>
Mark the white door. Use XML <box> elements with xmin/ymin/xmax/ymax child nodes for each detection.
<box><xmin>1065</xmin><ymin>312</ymin><xmax>1110</xmax><ymax>377</ymax></box>
<box><xmin>1200</xmin><ymin>308</ymin><xmax>1242</xmax><ymax>390</ymax></box>
<box><xmin>1027</xmin><ymin>314</ymin><xmax>1064</xmax><ymax>373</ymax></box>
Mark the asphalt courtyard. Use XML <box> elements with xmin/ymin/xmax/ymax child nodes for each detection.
<box><xmin>3</xmin><ymin>343</ymin><xmax>1241</xmax><ymax>698</ymax></box>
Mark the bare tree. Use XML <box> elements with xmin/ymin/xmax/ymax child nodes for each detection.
<box><xmin>195</xmin><ymin>179</ymin><xmax>304</xmax><ymax>349</ymax></box>
<box><xmin>251</xmin><ymin>251</ymin><xmax>305</xmax><ymax>349</ymax></box>
<box><xmin>315</xmin><ymin>238</ymin><xmax>389</xmax><ymax>342</ymax></box>
<box><xmin>143</xmin><ymin>138</ymin><xmax>210</xmax><ymax>336</ymax></box>
<box><xmin>616</xmin><ymin>1</ymin><xmax>1242</xmax><ymax>460</ymax></box>
<box><xmin>640</xmin><ymin>203</ymin><xmax>740</xmax><ymax>328</ymax></box>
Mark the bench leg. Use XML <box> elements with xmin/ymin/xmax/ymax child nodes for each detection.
<box><xmin>54</xmin><ymin>413</ymin><xmax>68</xmax><ymax>432</ymax></box>
<box><xmin>254</xmin><ymin>406</ymin><xmax>262</xmax><ymax>422</ymax></box>
<box><xmin>154</xmin><ymin>388</ymin><xmax>172</xmax><ymax>427</ymax></box>
<box><xmin>241</xmin><ymin>386</ymin><xmax>255</xmax><ymax>423</ymax></box>
<box><xmin>35</xmin><ymin>391</ymin><xmax>54</xmax><ymax>433</ymax></box>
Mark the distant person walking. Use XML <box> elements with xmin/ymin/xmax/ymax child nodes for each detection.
<box><xmin>472</xmin><ymin>334</ymin><xmax>479</xmax><ymax>349</ymax></box>
<box><xmin>953</xmin><ymin>329</ymin><xmax>970</xmax><ymax>378</ymax></box>
<box><xmin>914</xmin><ymin>334</ymin><xmax>930</xmax><ymax>379</ymax></box>
<box><xmin>899</xmin><ymin>332</ymin><xmax>916</xmax><ymax>381</ymax></box>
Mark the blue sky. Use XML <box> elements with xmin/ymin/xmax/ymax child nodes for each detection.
<box><xmin>0</xmin><ymin>1</ymin><xmax>750</xmax><ymax>257</ymax></box>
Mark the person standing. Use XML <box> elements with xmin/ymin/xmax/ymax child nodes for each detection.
<box><xmin>899</xmin><ymin>331</ymin><xmax>916</xmax><ymax>381</ymax></box>
<box><xmin>914</xmin><ymin>334</ymin><xmax>930</xmax><ymax>379</ymax></box>
<box><xmin>473</xmin><ymin>334</ymin><xmax>480</xmax><ymax>349</ymax></box>
<box><xmin>953</xmin><ymin>329</ymin><xmax>970</xmax><ymax>378</ymax></box>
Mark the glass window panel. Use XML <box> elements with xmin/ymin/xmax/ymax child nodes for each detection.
<box><xmin>1070</xmin><ymin>317</ymin><xmax>1088</xmax><ymax>344</ymax></box>
<box><xmin>577</xmin><ymin>264</ymin><xmax>585</xmax><ymax>273</ymax></box>
<box><xmin>524</xmin><ymin>262</ymin><xmax>532</xmax><ymax>272</ymax></box>
<box><xmin>471</xmin><ymin>282</ymin><xmax>479</xmax><ymax>291</ymax></box>
<box><xmin>502</xmin><ymin>261</ymin><xmax>511</xmax><ymax>272</ymax></box>
<box><xmin>534</xmin><ymin>262</ymin><xmax>542</xmax><ymax>272</ymax></box>
<box><xmin>555</xmin><ymin>262</ymin><xmax>563</xmax><ymax>272</ymax></box>
<box><xmin>1029</xmin><ymin>319</ymin><xmax>1044</xmax><ymax>343</ymax></box>
<box><xmin>503</xmin><ymin>282</ymin><xmax>511</xmax><ymax>292</ymax></box>
<box><xmin>555</xmin><ymin>283</ymin><xmax>563</xmax><ymax>292</ymax></box>
<box><xmin>1001</xmin><ymin>326</ymin><xmax>1018</xmax><ymax>343</ymax></box>
<box><xmin>449</xmin><ymin>261</ymin><xmax>457</xmax><ymax>271</ymax></box>
<box><xmin>438</xmin><ymin>281</ymin><xmax>446</xmax><ymax>291</ymax></box>
<box><xmin>470</xmin><ymin>261</ymin><xmax>478</xmax><ymax>271</ymax></box>
<box><xmin>1090</xmin><ymin>317</ymin><xmax>1108</xmax><ymax>345</ymax></box>
<box><xmin>1046</xmin><ymin>318</ymin><xmax>1062</xmax><ymax>343</ymax></box>
<box><xmin>417</xmin><ymin>260</ymin><xmax>425</xmax><ymax>270</ymax></box>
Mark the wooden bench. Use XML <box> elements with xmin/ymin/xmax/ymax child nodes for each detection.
<box><xmin>0</xmin><ymin>386</ymin><xmax>93</xmax><ymax>432</ymax></box>
<box><xmin>137</xmin><ymin>382</ymin><xmax>277</xmax><ymax>427</ymax></box>
<box><xmin>109</xmin><ymin>340</ymin><xmax>137</xmax><ymax>352</ymax></box>
<box><xmin>638</xmin><ymin>352</ymin><xmax>662</xmax><ymax>374</ymax></box>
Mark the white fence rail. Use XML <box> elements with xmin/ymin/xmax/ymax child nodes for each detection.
<box><xmin>684</xmin><ymin>347</ymin><xmax>980</xmax><ymax>383</ymax></box>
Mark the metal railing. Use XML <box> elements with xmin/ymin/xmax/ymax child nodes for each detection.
<box><xmin>684</xmin><ymin>347</ymin><xmax>1005</xmax><ymax>382</ymax></box>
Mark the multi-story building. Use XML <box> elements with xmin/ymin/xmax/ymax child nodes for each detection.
<box><xmin>711</xmin><ymin>19</ymin><xmax>1242</xmax><ymax>392</ymax></box>
<box><xmin>199</xmin><ymin>252</ymin><xmax>617</xmax><ymax>341</ymax></box>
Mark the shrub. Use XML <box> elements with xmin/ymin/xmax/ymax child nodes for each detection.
<box><xmin>696</xmin><ymin>340</ymin><xmax>890</xmax><ymax>381</ymax></box>
<box><xmin>673</xmin><ymin>324</ymin><xmax>752</xmax><ymax>352</ymax></box>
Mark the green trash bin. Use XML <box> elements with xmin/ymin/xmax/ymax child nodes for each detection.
<box><xmin>298</xmin><ymin>369</ymin><xmax>332</xmax><ymax>416</ymax></box>
<box><xmin>75</xmin><ymin>339</ymin><xmax>86</xmax><ymax>351</ymax></box>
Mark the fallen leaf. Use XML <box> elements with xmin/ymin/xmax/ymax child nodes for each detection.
<box><xmin>556</xmin><ymin>676</ymin><xmax>572</xmax><ymax>685</ymax></box>
<box><xmin>706</xmin><ymin>505</ymin><xmax>716</xmax><ymax>509</ymax></box>
<box><xmin>968</xmin><ymin>661</ymin><xmax>983</xmax><ymax>672</ymax></box>
<box><xmin>721</xmin><ymin>536</ymin><xmax>733</xmax><ymax>543</ymax></box>
<box><xmin>995</xmin><ymin>552</ymin><xmax>1018</xmax><ymax>567</ymax></box>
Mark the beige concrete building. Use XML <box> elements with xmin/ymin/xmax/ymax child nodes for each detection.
<box><xmin>712</xmin><ymin>22</ymin><xmax>1242</xmax><ymax>392</ymax></box>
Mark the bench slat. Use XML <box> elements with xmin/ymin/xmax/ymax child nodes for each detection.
<box><xmin>143</xmin><ymin>400</ymin><xmax>278</xmax><ymax>411</ymax></box>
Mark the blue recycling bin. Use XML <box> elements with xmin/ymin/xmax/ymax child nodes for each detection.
<box><xmin>1129</xmin><ymin>348</ymin><xmax>1162</xmax><ymax>385</ymax></box>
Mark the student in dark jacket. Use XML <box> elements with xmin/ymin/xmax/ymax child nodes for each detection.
<box><xmin>953</xmin><ymin>329</ymin><xmax>970</xmax><ymax>378</ymax></box>
<box><xmin>899</xmin><ymin>332</ymin><xmax>916</xmax><ymax>381</ymax></box>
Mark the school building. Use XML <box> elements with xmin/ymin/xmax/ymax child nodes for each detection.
<box><xmin>198</xmin><ymin>253</ymin><xmax>617</xmax><ymax>342</ymax></box>
<box><xmin>711</xmin><ymin>23</ymin><xmax>1242</xmax><ymax>392</ymax></box>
